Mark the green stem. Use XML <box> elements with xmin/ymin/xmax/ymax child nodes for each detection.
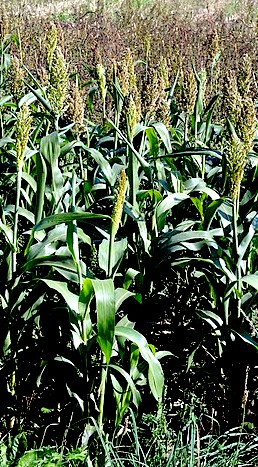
<box><xmin>108</xmin><ymin>227</ymin><xmax>115</xmax><ymax>279</ymax></box>
<box><xmin>12</xmin><ymin>164</ymin><xmax>22</xmax><ymax>275</ymax></box>
<box><xmin>184</xmin><ymin>114</ymin><xmax>188</xmax><ymax>147</ymax></box>
<box><xmin>201</xmin><ymin>152</ymin><xmax>206</xmax><ymax>180</ymax></box>
<box><xmin>98</xmin><ymin>356</ymin><xmax>108</xmax><ymax>431</ymax></box>
<box><xmin>232</xmin><ymin>195</ymin><xmax>241</xmax><ymax>319</ymax></box>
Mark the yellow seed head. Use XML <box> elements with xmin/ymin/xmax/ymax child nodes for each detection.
<box><xmin>48</xmin><ymin>46</ymin><xmax>69</xmax><ymax>116</ymax></box>
<box><xmin>238</xmin><ymin>54</ymin><xmax>252</xmax><ymax>98</ymax></box>
<box><xmin>178</xmin><ymin>66</ymin><xmax>197</xmax><ymax>115</ymax></box>
<box><xmin>208</xmin><ymin>29</ymin><xmax>221</xmax><ymax>62</ymax></box>
<box><xmin>96</xmin><ymin>62</ymin><xmax>107</xmax><ymax>104</ymax></box>
<box><xmin>0</xmin><ymin>8</ymin><xmax>9</xmax><ymax>40</ymax></box>
<box><xmin>46</xmin><ymin>23</ymin><xmax>58</xmax><ymax>72</ymax></box>
<box><xmin>38</xmin><ymin>66</ymin><xmax>49</xmax><ymax>87</ymax></box>
<box><xmin>7</xmin><ymin>56</ymin><xmax>25</xmax><ymax>103</ymax></box>
<box><xmin>238</xmin><ymin>96</ymin><xmax>256</xmax><ymax>149</ymax></box>
<box><xmin>118</xmin><ymin>49</ymin><xmax>138</xmax><ymax>99</ymax></box>
<box><xmin>225</xmin><ymin>137</ymin><xmax>247</xmax><ymax>201</ymax></box>
<box><xmin>124</xmin><ymin>95</ymin><xmax>141</xmax><ymax>139</ymax></box>
<box><xmin>241</xmin><ymin>389</ymin><xmax>248</xmax><ymax>408</ymax></box>
<box><xmin>16</xmin><ymin>104</ymin><xmax>32</xmax><ymax>169</ymax></box>
<box><xmin>118</xmin><ymin>49</ymin><xmax>141</xmax><ymax>129</ymax></box>
<box><xmin>66</xmin><ymin>84</ymin><xmax>85</xmax><ymax>136</ymax></box>
<box><xmin>141</xmin><ymin>65</ymin><xmax>160</xmax><ymax>121</ymax></box>
<box><xmin>223</xmin><ymin>72</ymin><xmax>242</xmax><ymax>126</ymax></box>
<box><xmin>111</xmin><ymin>169</ymin><xmax>127</xmax><ymax>237</ymax></box>
<box><xmin>145</xmin><ymin>33</ymin><xmax>151</xmax><ymax>61</ymax></box>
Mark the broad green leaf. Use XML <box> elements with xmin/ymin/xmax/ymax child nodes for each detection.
<box><xmin>78</xmin><ymin>278</ymin><xmax>94</xmax><ymax>342</ymax></box>
<box><xmin>67</xmin><ymin>385</ymin><xmax>84</xmax><ymax>412</ymax></box>
<box><xmin>242</xmin><ymin>274</ymin><xmax>258</xmax><ymax>291</ymax></box>
<box><xmin>16</xmin><ymin>451</ymin><xmax>38</xmax><ymax>466</ymax></box>
<box><xmin>156</xmin><ymin>193</ymin><xmax>189</xmax><ymax>231</ymax></box>
<box><xmin>5</xmin><ymin>205</ymin><xmax>35</xmax><ymax>224</ymax></box>
<box><xmin>115</xmin><ymin>288</ymin><xmax>135</xmax><ymax>311</ymax></box>
<box><xmin>33</xmin><ymin>212</ymin><xmax>110</xmax><ymax>232</ymax></box>
<box><xmin>237</xmin><ymin>221</ymin><xmax>256</xmax><ymax>265</ymax></box>
<box><xmin>137</xmin><ymin>217</ymin><xmax>151</xmax><ymax>252</ymax></box>
<box><xmin>123</xmin><ymin>268</ymin><xmax>142</xmax><ymax>290</ymax></box>
<box><xmin>0</xmin><ymin>219</ymin><xmax>14</xmax><ymax>246</ymax></box>
<box><xmin>84</xmin><ymin>147</ymin><xmax>115</xmax><ymax>186</ymax></box>
<box><xmin>145</xmin><ymin>127</ymin><xmax>159</xmax><ymax>157</ymax></box>
<box><xmin>160</xmin><ymin>229</ymin><xmax>223</xmax><ymax>248</ymax></box>
<box><xmin>150</xmin><ymin>121</ymin><xmax>172</xmax><ymax>153</ymax></box>
<box><xmin>232</xmin><ymin>329</ymin><xmax>258</xmax><ymax>350</ymax></box>
<box><xmin>27</xmin><ymin>224</ymin><xmax>67</xmax><ymax>260</ymax></box>
<box><xmin>186</xmin><ymin>344</ymin><xmax>201</xmax><ymax>372</ymax></box>
<box><xmin>25</xmin><ymin>82</ymin><xmax>52</xmax><ymax>112</ymax></box>
<box><xmin>202</xmin><ymin>198</ymin><xmax>225</xmax><ymax>230</ymax></box>
<box><xmin>21</xmin><ymin>172</ymin><xmax>37</xmax><ymax>192</ymax></box>
<box><xmin>109</xmin><ymin>364</ymin><xmax>142</xmax><ymax>408</ymax></box>
<box><xmin>35</xmin><ymin>153</ymin><xmax>47</xmax><ymax>224</ymax></box>
<box><xmin>115</xmin><ymin>326</ymin><xmax>165</xmax><ymax>400</ymax></box>
<box><xmin>42</xmin><ymin>279</ymin><xmax>78</xmax><ymax>313</ymax></box>
<box><xmin>92</xmin><ymin>278</ymin><xmax>115</xmax><ymax>364</ymax></box>
<box><xmin>99</xmin><ymin>238</ymin><xmax>127</xmax><ymax>276</ymax></box>
<box><xmin>196</xmin><ymin>309</ymin><xmax>224</xmax><ymax>329</ymax></box>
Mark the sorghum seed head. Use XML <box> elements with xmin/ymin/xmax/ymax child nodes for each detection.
<box><xmin>238</xmin><ymin>54</ymin><xmax>252</xmax><ymax>98</ymax></box>
<box><xmin>238</xmin><ymin>96</ymin><xmax>256</xmax><ymax>148</ymax></box>
<box><xmin>96</xmin><ymin>62</ymin><xmax>107</xmax><ymax>103</ymax></box>
<box><xmin>66</xmin><ymin>84</ymin><xmax>85</xmax><ymax>136</ymax></box>
<box><xmin>177</xmin><ymin>66</ymin><xmax>197</xmax><ymax>115</ymax></box>
<box><xmin>111</xmin><ymin>169</ymin><xmax>127</xmax><ymax>237</ymax></box>
<box><xmin>48</xmin><ymin>46</ymin><xmax>69</xmax><ymax>116</ymax></box>
<box><xmin>223</xmin><ymin>71</ymin><xmax>242</xmax><ymax>126</ymax></box>
<box><xmin>46</xmin><ymin>22</ymin><xmax>58</xmax><ymax>72</ymax></box>
<box><xmin>7</xmin><ymin>56</ymin><xmax>24</xmax><ymax>103</ymax></box>
<box><xmin>225</xmin><ymin>137</ymin><xmax>247</xmax><ymax>201</ymax></box>
<box><xmin>16</xmin><ymin>104</ymin><xmax>32</xmax><ymax>169</ymax></box>
<box><xmin>0</xmin><ymin>8</ymin><xmax>9</xmax><ymax>40</ymax></box>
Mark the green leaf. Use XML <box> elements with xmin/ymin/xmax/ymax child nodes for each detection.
<box><xmin>42</xmin><ymin>279</ymin><xmax>78</xmax><ymax>313</ymax></box>
<box><xmin>16</xmin><ymin>451</ymin><xmax>38</xmax><ymax>467</ymax></box>
<box><xmin>123</xmin><ymin>268</ymin><xmax>142</xmax><ymax>290</ymax></box>
<box><xmin>84</xmin><ymin>147</ymin><xmax>116</xmax><ymax>186</ymax></box>
<box><xmin>99</xmin><ymin>238</ymin><xmax>127</xmax><ymax>276</ymax></box>
<box><xmin>156</xmin><ymin>193</ymin><xmax>189</xmax><ymax>231</ymax></box>
<box><xmin>196</xmin><ymin>309</ymin><xmax>224</xmax><ymax>329</ymax></box>
<box><xmin>237</xmin><ymin>221</ymin><xmax>256</xmax><ymax>265</ymax></box>
<box><xmin>150</xmin><ymin>121</ymin><xmax>172</xmax><ymax>153</ymax></box>
<box><xmin>115</xmin><ymin>288</ymin><xmax>135</xmax><ymax>311</ymax></box>
<box><xmin>110</xmin><ymin>364</ymin><xmax>142</xmax><ymax>408</ymax></box>
<box><xmin>241</xmin><ymin>274</ymin><xmax>258</xmax><ymax>291</ymax></box>
<box><xmin>35</xmin><ymin>153</ymin><xmax>47</xmax><ymax>224</ymax></box>
<box><xmin>33</xmin><ymin>212</ymin><xmax>110</xmax><ymax>232</ymax></box>
<box><xmin>78</xmin><ymin>278</ymin><xmax>94</xmax><ymax>341</ymax></box>
<box><xmin>115</xmin><ymin>326</ymin><xmax>165</xmax><ymax>400</ymax></box>
<box><xmin>202</xmin><ymin>198</ymin><xmax>225</xmax><ymax>230</ymax></box>
<box><xmin>232</xmin><ymin>329</ymin><xmax>258</xmax><ymax>350</ymax></box>
<box><xmin>145</xmin><ymin>127</ymin><xmax>159</xmax><ymax>157</ymax></box>
<box><xmin>92</xmin><ymin>279</ymin><xmax>115</xmax><ymax>364</ymax></box>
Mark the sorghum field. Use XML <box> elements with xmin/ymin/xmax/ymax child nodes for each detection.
<box><xmin>2</xmin><ymin>0</ymin><xmax>258</xmax><ymax>465</ymax></box>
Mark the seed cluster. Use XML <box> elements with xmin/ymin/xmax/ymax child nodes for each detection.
<box><xmin>16</xmin><ymin>104</ymin><xmax>32</xmax><ymax>169</ymax></box>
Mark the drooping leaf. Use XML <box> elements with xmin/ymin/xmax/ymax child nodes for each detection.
<box><xmin>42</xmin><ymin>279</ymin><xmax>78</xmax><ymax>313</ymax></box>
<box><xmin>115</xmin><ymin>326</ymin><xmax>168</xmax><ymax>401</ymax></box>
<box><xmin>92</xmin><ymin>278</ymin><xmax>115</xmax><ymax>364</ymax></box>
